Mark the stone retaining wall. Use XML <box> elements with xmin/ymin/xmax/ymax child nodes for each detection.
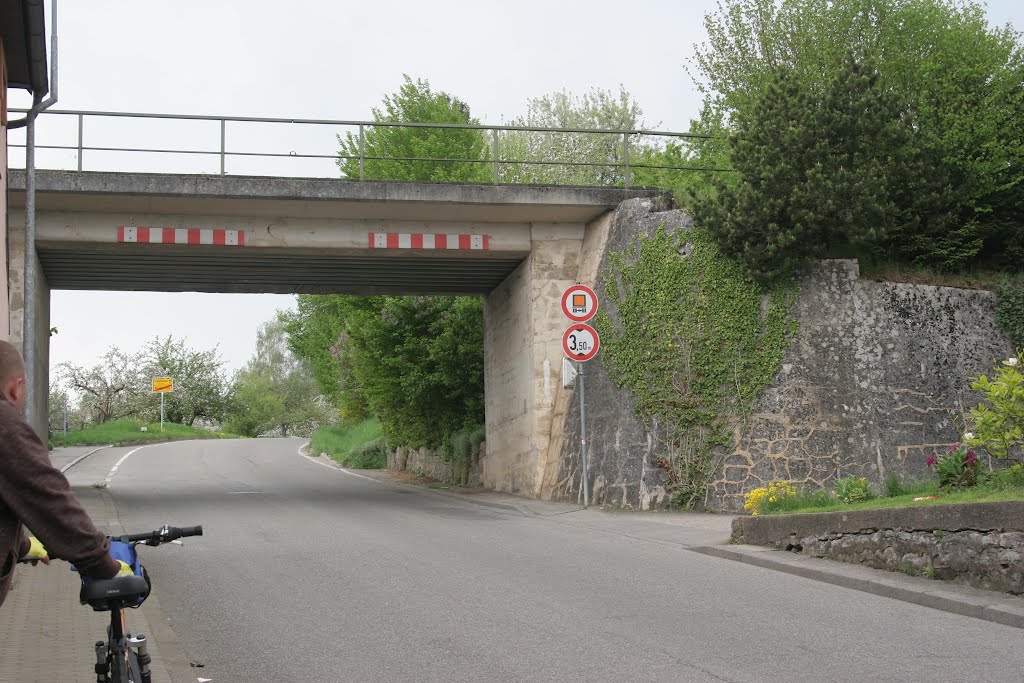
<box><xmin>387</xmin><ymin>443</ymin><xmax>484</xmax><ymax>487</ymax></box>
<box><xmin>732</xmin><ymin>502</ymin><xmax>1024</xmax><ymax>595</ymax></box>
<box><xmin>553</xmin><ymin>200</ymin><xmax>1014</xmax><ymax>511</ymax></box>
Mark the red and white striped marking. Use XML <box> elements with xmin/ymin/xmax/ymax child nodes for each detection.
<box><xmin>117</xmin><ymin>227</ymin><xmax>245</xmax><ymax>246</ymax></box>
<box><xmin>368</xmin><ymin>233</ymin><xmax>489</xmax><ymax>250</ymax></box>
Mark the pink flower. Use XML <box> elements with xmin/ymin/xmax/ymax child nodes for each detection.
<box><xmin>926</xmin><ymin>454</ymin><xmax>937</xmax><ymax>467</ymax></box>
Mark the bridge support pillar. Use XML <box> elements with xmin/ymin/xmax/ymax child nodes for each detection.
<box><xmin>6</xmin><ymin>213</ymin><xmax>51</xmax><ymax>440</ymax></box>
<box><xmin>482</xmin><ymin>214</ymin><xmax>613</xmax><ymax>498</ymax></box>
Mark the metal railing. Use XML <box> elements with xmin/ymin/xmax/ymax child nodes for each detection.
<box><xmin>6</xmin><ymin>108</ymin><xmax>729</xmax><ymax>187</ymax></box>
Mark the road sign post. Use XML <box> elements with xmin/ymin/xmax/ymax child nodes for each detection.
<box><xmin>561</xmin><ymin>284</ymin><xmax>601</xmax><ymax>508</ymax></box>
<box><xmin>152</xmin><ymin>377</ymin><xmax>174</xmax><ymax>431</ymax></box>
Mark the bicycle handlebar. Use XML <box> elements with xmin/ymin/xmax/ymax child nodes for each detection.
<box><xmin>115</xmin><ymin>525</ymin><xmax>203</xmax><ymax>546</ymax></box>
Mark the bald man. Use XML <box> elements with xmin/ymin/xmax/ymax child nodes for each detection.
<box><xmin>0</xmin><ymin>340</ymin><xmax>122</xmax><ymax>607</ymax></box>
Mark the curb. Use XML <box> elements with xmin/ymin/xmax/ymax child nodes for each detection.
<box><xmin>690</xmin><ymin>544</ymin><xmax>1024</xmax><ymax>630</ymax></box>
<box><xmin>354</xmin><ymin>467</ymin><xmax>583</xmax><ymax>516</ymax></box>
<box><xmin>58</xmin><ymin>444</ymin><xmax>112</xmax><ymax>473</ymax></box>
<box><xmin>297</xmin><ymin>444</ymin><xmax>582</xmax><ymax>517</ymax></box>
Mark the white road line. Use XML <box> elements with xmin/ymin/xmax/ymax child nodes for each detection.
<box><xmin>298</xmin><ymin>443</ymin><xmax>382</xmax><ymax>484</ymax></box>
<box><xmin>103</xmin><ymin>445</ymin><xmax>147</xmax><ymax>487</ymax></box>
<box><xmin>59</xmin><ymin>444</ymin><xmax>112</xmax><ymax>473</ymax></box>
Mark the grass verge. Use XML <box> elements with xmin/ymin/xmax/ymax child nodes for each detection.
<box><xmin>765</xmin><ymin>483</ymin><xmax>1024</xmax><ymax>515</ymax></box>
<box><xmin>51</xmin><ymin>419</ymin><xmax>238</xmax><ymax>447</ymax></box>
<box><xmin>310</xmin><ymin>419</ymin><xmax>385</xmax><ymax>469</ymax></box>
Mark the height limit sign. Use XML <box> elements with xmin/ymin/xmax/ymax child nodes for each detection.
<box><xmin>561</xmin><ymin>284</ymin><xmax>600</xmax><ymax>509</ymax></box>
<box><xmin>561</xmin><ymin>284</ymin><xmax>600</xmax><ymax>362</ymax></box>
<box><xmin>562</xmin><ymin>324</ymin><xmax>600</xmax><ymax>362</ymax></box>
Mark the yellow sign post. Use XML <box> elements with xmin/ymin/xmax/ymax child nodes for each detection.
<box><xmin>152</xmin><ymin>378</ymin><xmax>174</xmax><ymax>393</ymax></box>
<box><xmin>151</xmin><ymin>378</ymin><xmax>174</xmax><ymax>431</ymax></box>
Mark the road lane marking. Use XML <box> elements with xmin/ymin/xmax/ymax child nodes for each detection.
<box><xmin>58</xmin><ymin>445</ymin><xmax>112</xmax><ymax>473</ymax></box>
<box><xmin>103</xmin><ymin>445</ymin><xmax>148</xmax><ymax>487</ymax></box>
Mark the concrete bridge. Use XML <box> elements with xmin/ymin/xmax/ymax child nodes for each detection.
<box><xmin>6</xmin><ymin>169</ymin><xmax>661</xmax><ymax>497</ymax></box>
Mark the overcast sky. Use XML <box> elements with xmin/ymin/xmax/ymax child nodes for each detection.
<box><xmin>7</xmin><ymin>0</ymin><xmax>1023</xmax><ymax>378</ymax></box>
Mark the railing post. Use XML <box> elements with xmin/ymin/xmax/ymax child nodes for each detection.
<box><xmin>622</xmin><ymin>132</ymin><xmax>631</xmax><ymax>189</ymax></box>
<box><xmin>492</xmin><ymin>128</ymin><xmax>500</xmax><ymax>184</ymax></box>
<box><xmin>77</xmin><ymin>113</ymin><xmax>83</xmax><ymax>171</ymax></box>
<box><xmin>358</xmin><ymin>124</ymin><xmax>365</xmax><ymax>181</ymax></box>
<box><xmin>220</xmin><ymin>119</ymin><xmax>226</xmax><ymax>175</ymax></box>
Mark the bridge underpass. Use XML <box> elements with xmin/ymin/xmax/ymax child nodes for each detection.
<box><xmin>7</xmin><ymin>169</ymin><xmax>661</xmax><ymax>498</ymax></box>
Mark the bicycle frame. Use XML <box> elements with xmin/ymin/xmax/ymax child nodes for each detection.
<box><xmin>94</xmin><ymin>600</ymin><xmax>151</xmax><ymax>683</ymax></box>
<box><xmin>86</xmin><ymin>525</ymin><xmax>202</xmax><ymax>683</ymax></box>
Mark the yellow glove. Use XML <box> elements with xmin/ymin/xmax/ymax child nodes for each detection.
<box><xmin>115</xmin><ymin>560</ymin><xmax>134</xmax><ymax>577</ymax></box>
<box><xmin>23</xmin><ymin>537</ymin><xmax>49</xmax><ymax>564</ymax></box>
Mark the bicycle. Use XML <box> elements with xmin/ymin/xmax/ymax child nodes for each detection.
<box><xmin>78</xmin><ymin>524</ymin><xmax>204</xmax><ymax>683</ymax></box>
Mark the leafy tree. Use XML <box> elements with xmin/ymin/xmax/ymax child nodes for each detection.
<box><xmin>282</xmin><ymin>294</ymin><xmax>485</xmax><ymax>447</ymax></box>
<box><xmin>56</xmin><ymin>348</ymin><xmax>147</xmax><ymax>424</ymax></box>
<box><xmin>337</xmin><ymin>75</ymin><xmax>490</xmax><ymax>182</ymax></box>
<box><xmin>141</xmin><ymin>336</ymin><xmax>232</xmax><ymax>426</ymax></box>
<box><xmin>499</xmin><ymin>86</ymin><xmax>648</xmax><ymax>186</ymax></box>
<box><xmin>687</xmin><ymin>0</ymin><xmax>1024</xmax><ymax>269</ymax></box>
<box><xmin>694</xmin><ymin>55</ymin><xmax>933</xmax><ymax>282</ymax></box>
<box><xmin>225</xmin><ymin>319</ymin><xmax>333</xmax><ymax>437</ymax></box>
<box><xmin>280</xmin><ymin>295</ymin><xmax>377</xmax><ymax>426</ymax></box>
<box><xmin>342</xmin><ymin>296</ymin><xmax>485</xmax><ymax>447</ymax></box>
<box><xmin>47</xmin><ymin>385</ymin><xmax>70</xmax><ymax>434</ymax></box>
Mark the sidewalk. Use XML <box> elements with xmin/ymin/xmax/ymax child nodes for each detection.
<box><xmin>0</xmin><ymin>450</ymin><xmax>197</xmax><ymax>683</ymax></box>
<box><xmin>691</xmin><ymin>543</ymin><xmax>1024</xmax><ymax>630</ymax></box>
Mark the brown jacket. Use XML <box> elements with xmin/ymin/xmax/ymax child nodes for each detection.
<box><xmin>0</xmin><ymin>396</ymin><xmax>119</xmax><ymax>606</ymax></box>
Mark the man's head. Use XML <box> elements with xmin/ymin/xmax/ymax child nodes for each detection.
<box><xmin>0</xmin><ymin>340</ymin><xmax>28</xmax><ymax>414</ymax></box>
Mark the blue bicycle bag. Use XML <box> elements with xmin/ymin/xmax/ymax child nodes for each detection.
<box><xmin>76</xmin><ymin>540</ymin><xmax>150</xmax><ymax>608</ymax></box>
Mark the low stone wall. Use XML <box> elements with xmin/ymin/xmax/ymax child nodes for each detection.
<box><xmin>732</xmin><ymin>502</ymin><xmax>1024</xmax><ymax>595</ymax></box>
<box><xmin>387</xmin><ymin>443</ymin><xmax>484</xmax><ymax>487</ymax></box>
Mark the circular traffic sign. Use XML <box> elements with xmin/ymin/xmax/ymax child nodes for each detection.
<box><xmin>562</xmin><ymin>323</ymin><xmax>600</xmax><ymax>362</ymax></box>
<box><xmin>561</xmin><ymin>285</ymin><xmax>599</xmax><ymax>322</ymax></box>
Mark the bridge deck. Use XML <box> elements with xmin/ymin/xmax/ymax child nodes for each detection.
<box><xmin>8</xmin><ymin>171</ymin><xmax>663</xmax><ymax>295</ymax></box>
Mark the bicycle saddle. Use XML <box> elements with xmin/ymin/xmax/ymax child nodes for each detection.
<box><xmin>80</xmin><ymin>575</ymin><xmax>150</xmax><ymax>610</ymax></box>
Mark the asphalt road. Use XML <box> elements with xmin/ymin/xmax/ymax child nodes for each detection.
<box><xmin>67</xmin><ymin>439</ymin><xmax>1024</xmax><ymax>682</ymax></box>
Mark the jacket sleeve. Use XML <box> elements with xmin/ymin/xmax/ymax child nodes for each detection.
<box><xmin>0</xmin><ymin>410</ymin><xmax>119</xmax><ymax>579</ymax></box>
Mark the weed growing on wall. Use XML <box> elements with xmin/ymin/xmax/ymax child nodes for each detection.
<box><xmin>595</xmin><ymin>226</ymin><xmax>798</xmax><ymax>508</ymax></box>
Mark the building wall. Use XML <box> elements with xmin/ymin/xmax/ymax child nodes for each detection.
<box><xmin>5</xmin><ymin>208</ymin><xmax>50</xmax><ymax>438</ymax></box>
<box><xmin>1</xmin><ymin>41</ymin><xmax>10</xmax><ymax>341</ymax></box>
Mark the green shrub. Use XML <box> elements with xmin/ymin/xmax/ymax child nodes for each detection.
<box><xmin>444</xmin><ymin>424</ymin><xmax>485</xmax><ymax>486</ymax></box>
<box><xmin>927</xmin><ymin>444</ymin><xmax>981</xmax><ymax>489</ymax></box>
<box><xmin>984</xmin><ymin>463</ymin><xmax>1024</xmax><ymax>490</ymax></box>
<box><xmin>834</xmin><ymin>475</ymin><xmax>875</xmax><ymax>503</ymax></box>
<box><xmin>311</xmin><ymin>419</ymin><xmax>385</xmax><ymax>468</ymax></box>
<box><xmin>343</xmin><ymin>437</ymin><xmax>388</xmax><ymax>469</ymax></box>
<box><xmin>966</xmin><ymin>354</ymin><xmax>1023</xmax><ymax>460</ymax></box>
<box><xmin>996</xmin><ymin>277</ymin><xmax>1024</xmax><ymax>351</ymax></box>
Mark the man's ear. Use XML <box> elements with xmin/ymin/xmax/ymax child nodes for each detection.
<box><xmin>11</xmin><ymin>377</ymin><xmax>27</xmax><ymax>404</ymax></box>
<box><xmin>2</xmin><ymin>376</ymin><xmax>26</xmax><ymax>408</ymax></box>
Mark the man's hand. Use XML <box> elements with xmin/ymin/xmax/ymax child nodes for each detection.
<box><xmin>21</xmin><ymin>536</ymin><xmax>50</xmax><ymax>566</ymax></box>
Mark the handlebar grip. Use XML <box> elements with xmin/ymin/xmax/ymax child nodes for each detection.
<box><xmin>178</xmin><ymin>525</ymin><xmax>203</xmax><ymax>537</ymax></box>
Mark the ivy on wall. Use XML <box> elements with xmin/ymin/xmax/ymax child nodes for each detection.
<box><xmin>594</xmin><ymin>226</ymin><xmax>799</xmax><ymax>508</ymax></box>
